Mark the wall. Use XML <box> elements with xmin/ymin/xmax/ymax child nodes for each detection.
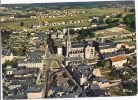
<box><xmin>18</xmin><ymin>63</ymin><xmax>42</xmax><ymax>69</ymax></box>
<box><xmin>27</xmin><ymin>91</ymin><xmax>43</xmax><ymax>99</ymax></box>
<box><xmin>57</xmin><ymin>48</ymin><xmax>62</xmax><ymax>55</ymax></box>
<box><xmin>112</xmin><ymin>59</ymin><xmax>127</xmax><ymax>69</ymax></box>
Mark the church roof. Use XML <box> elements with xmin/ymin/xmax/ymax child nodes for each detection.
<box><xmin>72</xmin><ymin>43</ymin><xmax>91</xmax><ymax>48</ymax></box>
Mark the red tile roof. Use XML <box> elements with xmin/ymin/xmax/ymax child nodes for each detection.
<box><xmin>110</xmin><ymin>55</ymin><xmax>127</xmax><ymax>62</ymax></box>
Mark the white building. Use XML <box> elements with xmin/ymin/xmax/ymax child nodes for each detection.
<box><xmin>57</xmin><ymin>47</ymin><xmax>63</xmax><ymax>55</ymax></box>
<box><xmin>2</xmin><ymin>49</ymin><xmax>13</xmax><ymax>64</ymax></box>
<box><xmin>110</xmin><ymin>55</ymin><xmax>127</xmax><ymax>69</ymax></box>
<box><xmin>27</xmin><ymin>86</ymin><xmax>43</xmax><ymax>99</ymax></box>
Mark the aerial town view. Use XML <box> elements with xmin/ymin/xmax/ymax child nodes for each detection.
<box><xmin>1</xmin><ymin>1</ymin><xmax>137</xmax><ymax>99</ymax></box>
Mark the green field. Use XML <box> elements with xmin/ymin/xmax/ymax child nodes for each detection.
<box><xmin>1</xmin><ymin>7</ymin><xmax>134</xmax><ymax>31</ymax></box>
<box><xmin>124</xmin><ymin>41</ymin><xmax>136</xmax><ymax>46</ymax></box>
<box><xmin>51</xmin><ymin>60</ymin><xmax>59</xmax><ymax>68</ymax></box>
<box><xmin>1</xmin><ymin>19</ymin><xmax>38</xmax><ymax>30</ymax></box>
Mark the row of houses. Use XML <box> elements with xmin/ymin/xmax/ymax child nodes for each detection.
<box><xmin>66</xmin><ymin>62</ymin><xmax>114</xmax><ymax>97</ymax></box>
<box><xmin>3</xmin><ymin>66</ymin><xmax>44</xmax><ymax>99</ymax></box>
<box><xmin>44</xmin><ymin>19</ymin><xmax>92</xmax><ymax>26</ymax></box>
<box><xmin>30</xmin><ymin>10</ymin><xmax>85</xmax><ymax>19</ymax></box>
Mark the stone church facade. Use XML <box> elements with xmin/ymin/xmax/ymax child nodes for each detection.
<box><xmin>66</xmin><ymin>29</ymin><xmax>95</xmax><ymax>59</ymax></box>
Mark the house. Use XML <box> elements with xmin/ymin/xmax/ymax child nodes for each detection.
<box><xmin>92</xmin><ymin>68</ymin><xmax>101</xmax><ymax>77</ymax></box>
<box><xmin>72</xmin><ymin>86</ymin><xmax>85</xmax><ymax>97</ymax></box>
<box><xmin>88</xmin><ymin>84</ymin><xmax>104</xmax><ymax>97</ymax></box>
<box><xmin>26</xmin><ymin>85</ymin><xmax>43</xmax><ymax>99</ymax></box>
<box><xmin>4</xmin><ymin>66</ymin><xmax>17</xmax><ymax>75</ymax></box>
<box><xmin>6</xmin><ymin>94</ymin><xmax>27</xmax><ymax>99</ymax></box>
<box><xmin>60</xmin><ymin>93</ymin><xmax>76</xmax><ymax>98</ymax></box>
<box><xmin>51</xmin><ymin>32</ymin><xmax>57</xmax><ymax>39</ymax></box>
<box><xmin>93</xmin><ymin>39</ymin><xmax>122</xmax><ymax>56</ymax></box>
<box><xmin>30</xmin><ymin>16</ymin><xmax>36</xmax><ymax>19</ymax></box>
<box><xmin>64</xmin><ymin>56</ymin><xmax>83</xmax><ymax>66</ymax></box>
<box><xmin>57</xmin><ymin>32</ymin><xmax>64</xmax><ymax>39</ymax></box>
<box><xmin>102</xmin><ymin>51</ymin><xmax>125</xmax><ymax>60</ymax></box>
<box><xmin>97</xmin><ymin>78</ymin><xmax>110</xmax><ymax>89</ymax></box>
<box><xmin>47</xmin><ymin>86</ymin><xmax>71</xmax><ymax>98</ymax></box>
<box><xmin>8</xmin><ymin>80</ymin><xmax>21</xmax><ymax>89</ymax></box>
<box><xmin>18</xmin><ymin>51</ymin><xmax>44</xmax><ymax>69</ymax></box>
<box><xmin>110</xmin><ymin>55</ymin><xmax>127</xmax><ymax>69</ymax></box>
<box><xmin>68</xmin><ymin>63</ymin><xmax>93</xmax><ymax>85</ymax></box>
<box><xmin>2</xmin><ymin>49</ymin><xmax>13</xmax><ymax>64</ymax></box>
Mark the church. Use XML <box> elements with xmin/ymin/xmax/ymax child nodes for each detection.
<box><xmin>66</xmin><ymin>29</ymin><xmax>95</xmax><ymax>60</ymax></box>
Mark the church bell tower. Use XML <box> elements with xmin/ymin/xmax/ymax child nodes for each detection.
<box><xmin>66</xmin><ymin>28</ymin><xmax>71</xmax><ymax>57</ymax></box>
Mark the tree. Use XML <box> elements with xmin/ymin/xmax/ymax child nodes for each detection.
<box><xmin>105</xmin><ymin>18</ymin><xmax>112</xmax><ymax>24</ymax></box>
<box><xmin>91</xmin><ymin>19</ymin><xmax>98</xmax><ymax>23</ymax></box>
<box><xmin>27</xmin><ymin>33</ymin><xmax>31</xmax><ymax>37</ymax></box>
<box><xmin>69</xmin><ymin>29</ymin><xmax>75</xmax><ymax>35</ymax></box>
<box><xmin>42</xmin><ymin>21</ymin><xmax>45</xmax><ymax>26</ymax></box>
<box><xmin>89</xmin><ymin>32</ymin><xmax>95</xmax><ymax>38</ymax></box>
<box><xmin>62</xmin><ymin>72</ymin><xmax>68</xmax><ymax>78</ymax></box>
<box><xmin>104</xmin><ymin>61</ymin><xmax>110</xmax><ymax>68</ymax></box>
<box><xmin>123</xmin><ymin>81</ymin><xmax>136</xmax><ymax>95</ymax></box>
<box><xmin>119</xmin><ymin>74</ymin><xmax>130</xmax><ymax>81</ymax></box>
<box><xmin>51</xmin><ymin>80</ymin><xmax>57</xmax><ymax>87</ymax></box>
<box><xmin>110</xmin><ymin>70</ymin><xmax>117</xmax><ymax>77</ymax></box>
<box><xmin>97</xmin><ymin>60</ymin><xmax>105</xmax><ymax>67</ymax></box>
<box><xmin>67</xmin><ymin>79</ymin><xmax>75</xmax><ymax>86</ymax></box>
<box><xmin>20</xmin><ymin>22</ymin><xmax>24</xmax><ymax>26</ymax></box>
<box><xmin>53</xmin><ymin>74</ymin><xmax>57</xmax><ymax>79</ymax></box>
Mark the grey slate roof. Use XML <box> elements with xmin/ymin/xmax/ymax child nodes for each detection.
<box><xmin>26</xmin><ymin>85</ymin><xmax>42</xmax><ymax>93</ymax></box>
<box><xmin>98</xmin><ymin>78</ymin><xmax>109</xmax><ymax>83</ymax></box>
<box><xmin>2</xmin><ymin>49</ymin><xmax>12</xmax><ymax>56</ymax></box>
<box><xmin>52</xmin><ymin>86</ymin><xmax>71</xmax><ymax>94</ymax></box>
<box><xmin>102</xmin><ymin>51</ymin><xmax>125</xmax><ymax>59</ymax></box>
<box><xmin>90</xmin><ymin>84</ymin><xmax>100</xmax><ymax>90</ymax></box>
<box><xmin>73</xmin><ymin>86</ymin><xmax>83</xmax><ymax>95</ymax></box>
<box><xmin>99</xmin><ymin>44</ymin><xmax>116</xmax><ymax>50</ymax></box>
<box><xmin>65</xmin><ymin>56</ymin><xmax>82</xmax><ymax>61</ymax></box>
<box><xmin>10</xmin><ymin>80</ymin><xmax>21</xmax><ymax>85</ymax></box>
<box><xmin>6</xmin><ymin>94</ymin><xmax>27</xmax><ymax>99</ymax></box>
<box><xmin>71</xmin><ymin>43</ymin><xmax>91</xmax><ymax>48</ymax></box>
<box><xmin>2</xmin><ymin>49</ymin><xmax>7</xmax><ymax>56</ymax></box>
<box><xmin>78</xmin><ymin>93</ymin><xmax>86</xmax><ymax>97</ymax></box>
<box><xmin>4</xmin><ymin>68</ymin><xmax>17</xmax><ymax>71</ymax></box>
<box><xmin>27</xmin><ymin>51</ymin><xmax>44</xmax><ymax>60</ymax></box>
<box><xmin>60</xmin><ymin>93</ymin><xmax>76</xmax><ymax>98</ymax></box>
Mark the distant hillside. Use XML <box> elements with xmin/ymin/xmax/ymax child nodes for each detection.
<box><xmin>1</xmin><ymin>1</ymin><xmax>135</xmax><ymax>9</ymax></box>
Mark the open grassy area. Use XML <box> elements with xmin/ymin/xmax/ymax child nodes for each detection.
<box><xmin>124</xmin><ymin>41</ymin><xmax>136</xmax><ymax>46</ymax></box>
<box><xmin>51</xmin><ymin>60</ymin><xmax>59</xmax><ymax>68</ymax></box>
<box><xmin>1</xmin><ymin>19</ymin><xmax>38</xmax><ymax>30</ymax></box>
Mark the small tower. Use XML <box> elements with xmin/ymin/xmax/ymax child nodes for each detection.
<box><xmin>66</xmin><ymin>28</ymin><xmax>71</xmax><ymax>57</ymax></box>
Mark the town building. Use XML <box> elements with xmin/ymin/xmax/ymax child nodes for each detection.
<box><xmin>110</xmin><ymin>55</ymin><xmax>127</xmax><ymax>69</ymax></box>
<box><xmin>66</xmin><ymin>29</ymin><xmax>95</xmax><ymax>59</ymax></box>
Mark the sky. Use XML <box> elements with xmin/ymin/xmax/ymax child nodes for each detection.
<box><xmin>1</xmin><ymin>0</ymin><xmax>134</xmax><ymax>4</ymax></box>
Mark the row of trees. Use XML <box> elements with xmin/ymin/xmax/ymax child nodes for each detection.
<box><xmin>105</xmin><ymin>18</ymin><xmax>120</xmax><ymax>24</ymax></box>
